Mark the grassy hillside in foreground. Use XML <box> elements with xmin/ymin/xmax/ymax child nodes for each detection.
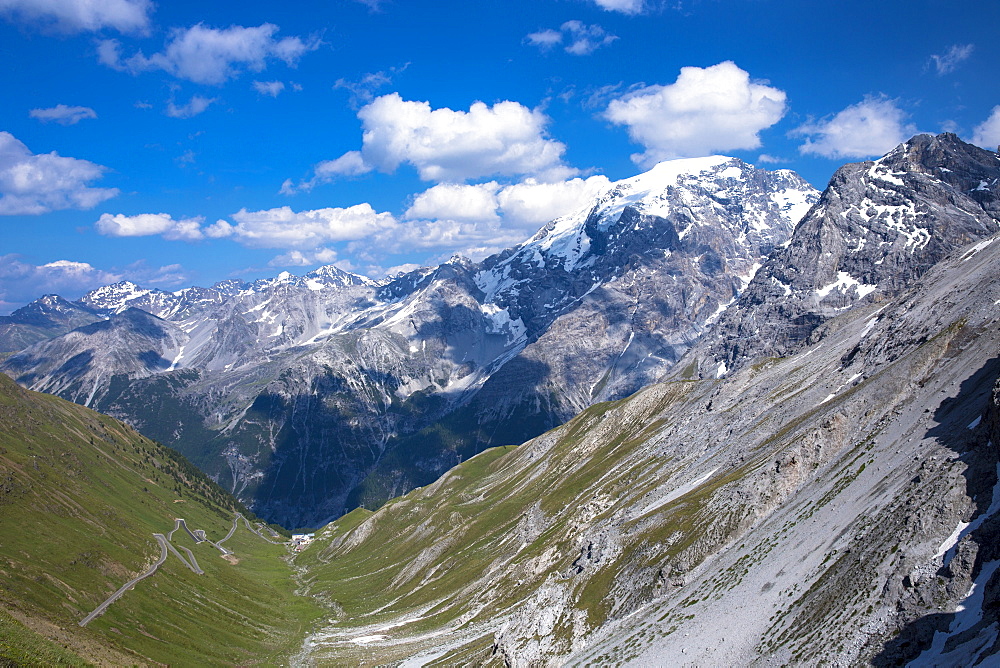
<box><xmin>0</xmin><ymin>373</ymin><xmax>324</xmax><ymax>666</ymax></box>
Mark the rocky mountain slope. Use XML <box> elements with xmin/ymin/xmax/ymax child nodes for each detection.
<box><xmin>290</xmin><ymin>225</ymin><xmax>1000</xmax><ymax>667</ymax></box>
<box><xmin>2</xmin><ymin>156</ymin><xmax>817</xmax><ymax>527</ymax></box>
<box><xmin>687</xmin><ymin>132</ymin><xmax>1000</xmax><ymax>378</ymax></box>
<box><xmin>0</xmin><ymin>373</ymin><xmax>322</xmax><ymax>666</ymax></box>
<box><xmin>0</xmin><ymin>294</ymin><xmax>104</xmax><ymax>354</ymax></box>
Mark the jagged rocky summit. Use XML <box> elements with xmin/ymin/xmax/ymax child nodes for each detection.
<box><xmin>1</xmin><ymin>155</ymin><xmax>817</xmax><ymax>527</ymax></box>
<box><xmin>687</xmin><ymin>132</ymin><xmax>1000</xmax><ymax>378</ymax></box>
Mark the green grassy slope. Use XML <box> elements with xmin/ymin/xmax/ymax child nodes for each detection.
<box><xmin>293</xmin><ymin>384</ymin><xmax>706</xmax><ymax>665</ymax></box>
<box><xmin>0</xmin><ymin>373</ymin><xmax>324</xmax><ymax>666</ymax></box>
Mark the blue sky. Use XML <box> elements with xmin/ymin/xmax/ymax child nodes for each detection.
<box><xmin>1</xmin><ymin>0</ymin><xmax>998</xmax><ymax>313</ymax></box>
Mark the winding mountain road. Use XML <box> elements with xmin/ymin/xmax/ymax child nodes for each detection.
<box><xmin>79</xmin><ymin>535</ymin><xmax>169</xmax><ymax>627</ymax></box>
<box><xmin>77</xmin><ymin>512</ymin><xmax>283</xmax><ymax>626</ymax></box>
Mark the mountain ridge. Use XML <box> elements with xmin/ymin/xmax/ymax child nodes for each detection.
<box><xmin>2</xmin><ymin>154</ymin><xmax>818</xmax><ymax>526</ymax></box>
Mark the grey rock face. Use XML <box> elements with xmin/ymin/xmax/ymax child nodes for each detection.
<box><xmin>0</xmin><ymin>294</ymin><xmax>104</xmax><ymax>353</ymax></box>
<box><xmin>688</xmin><ymin>133</ymin><xmax>1000</xmax><ymax>378</ymax></box>
<box><xmin>1</xmin><ymin>156</ymin><xmax>816</xmax><ymax>527</ymax></box>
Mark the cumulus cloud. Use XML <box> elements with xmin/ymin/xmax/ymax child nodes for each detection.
<box><xmin>95</xmin><ymin>212</ymin><xmax>206</xmax><ymax>241</ymax></box>
<box><xmin>165</xmin><ymin>94</ymin><xmax>216</xmax><ymax>118</ymax></box>
<box><xmin>253</xmin><ymin>80</ymin><xmax>285</xmax><ymax>97</ymax></box>
<box><xmin>590</xmin><ymin>0</ymin><xmax>644</xmax><ymax>14</ymax></box>
<box><xmin>360</xmin><ymin>94</ymin><xmax>575</xmax><ymax>181</ymax></box>
<box><xmin>0</xmin><ymin>0</ymin><xmax>152</xmax><ymax>34</ymax></box>
<box><xmin>388</xmin><ymin>174</ymin><xmax>612</xmax><ymax>260</ymax></box>
<box><xmin>794</xmin><ymin>96</ymin><xmax>916</xmax><ymax>159</ymax></box>
<box><xmin>284</xmin><ymin>93</ymin><xmax>575</xmax><ymax>191</ymax></box>
<box><xmin>212</xmin><ymin>204</ymin><xmax>398</xmax><ymax>248</ymax></box>
<box><xmin>99</xmin><ymin>23</ymin><xmax>319</xmax><ymax>85</ymax></box>
<box><xmin>29</xmin><ymin>104</ymin><xmax>97</xmax><ymax>125</ymax></box>
<box><xmin>604</xmin><ymin>61</ymin><xmax>787</xmax><ymax>165</ymax></box>
<box><xmin>972</xmin><ymin>106</ymin><xmax>1000</xmax><ymax>150</ymax></box>
<box><xmin>496</xmin><ymin>176</ymin><xmax>611</xmax><ymax>227</ymax></box>
<box><xmin>405</xmin><ymin>182</ymin><xmax>501</xmax><ymax>223</ymax></box>
<box><xmin>930</xmin><ymin>44</ymin><xmax>974</xmax><ymax>76</ymax></box>
<box><xmin>526</xmin><ymin>21</ymin><xmax>617</xmax><ymax>56</ymax></box>
<box><xmin>403</xmin><ymin>176</ymin><xmax>611</xmax><ymax>230</ymax></box>
<box><xmin>0</xmin><ymin>131</ymin><xmax>118</xmax><ymax>215</ymax></box>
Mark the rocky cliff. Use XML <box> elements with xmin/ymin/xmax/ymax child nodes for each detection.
<box><xmin>687</xmin><ymin>133</ymin><xmax>1000</xmax><ymax>378</ymax></box>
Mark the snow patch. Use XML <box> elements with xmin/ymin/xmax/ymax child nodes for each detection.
<box><xmin>638</xmin><ymin>468</ymin><xmax>719</xmax><ymax>517</ymax></box>
<box><xmin>934</xmin><ymin>522</ymin><xmax>970</xmax><ymax>561</ymax></box>
<box><xmin>961</xmin><ymin>236</ymin><xmax>998</xmax><ymax>262</ymax></box>
<box><xmin>815</xmin><ymin>272</ymin><xmax>878</xmax><ymax>300</ymax></box>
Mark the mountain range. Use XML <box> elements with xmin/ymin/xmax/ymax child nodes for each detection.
<box><xmin>2</xmin><ymin>154</ymin><xmax>819</xmax><ymax>527</ymax></box>
<box><xmin>2</xmin><ymin>132</ymin><xmax>1000</xmax><ymax>665</ymax></box>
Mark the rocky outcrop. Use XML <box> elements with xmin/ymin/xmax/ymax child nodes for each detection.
<box><xmin>688</xmin><ymin>133</ymin><xmax>1000</xmax><ymax>378</ymax></box>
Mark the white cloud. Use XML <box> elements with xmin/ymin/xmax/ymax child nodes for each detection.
<box><xmin>253</xmin><ymin>80</ymin><xmax>285</xmax><ymax>97</ymax></box>
<box><xmin>604</xmin><ymin>61</ymin><xmax>787</xmax><ymax>165</ymax></box>
<box><xmin>525</xmin><ymin>29</ymin><xmax>562</xmax><ymax>50</ymax></box>
<box><xmin>756</xmin><ymin>154</ymin><xmax>783</xmax><ymax>164</ymax></box>
<box><xmin>972</xmin><ymin>106</ymin><xmax>1000</xmax><ymax>150</ymax></box>
<box><xmin>29</xmin><ymin>104</ymin><xmax>97</xmax><ymax>125</ymax></box>
<box><xmin>95</xmin><ymin>213</ymin><xmax>206</xmax><ymax>241</ymax></box>
<box><xmin>218</xmin><ymin>204</ymin><xmax>398</xmax><ymax>248</ymax></box>
<box><xmin>496</xmin><ymin>176</ymin><xmax>611</xmax><ymax>227</ymax></box>
<box><xmin>930</xmin><ymin>44</ymin><xmax>974</xmax><ymax>76</ymax></box>
<box><xmin>281</xmin><ymin>151</ymin><xmax>371</xmax><ymax>194</ymax></box>
<box><xmin>526</xmin><ymin>21</ymin><xmax>617</xmax><ymax>55</ymax></box>
<box><xmin>166</xmin><ymin>95</ymin><xmax>216</xmax><ymax>118</ymax></box>
<box><xmin>359</xmin><ymin>93</ymin><xmax>575</xmax><ymax>181</ymax></box>
<box><xmin>119</xmin><ymin>259</ymin><xmax>188</xmax><ymax>287</ymax></box>
<box><xmin>405</xmin><ymin>182</ymin><xmax>500</xmax><ymax>223</ymax></box>
<box><xmin>386</xmin><ymin>174</ymin><xmax>612</xmax><ymax>261</ymax></box>
<box><xmin>283</xmin><ymin>93</ymin><xmax>575</xmax><ymax>192</ymax></box>
<box><xmin>403</xmin><ymin>176</ymin><xmax>611</xmax><ymax>230</ymax></box>
<box><xmin>561</xmin><ymin>21</ymin><xmax>618</xmax><ymax>55</ymax></box>
<box><xmin>0</xmin><ymin>0</ymin><xmax>152</xmax><ymax>34</ymax></box>
<box><xmin>334</xmin><ymin>65</ymin><xmax>408</xmax><ymax>107</ymax></box>
<box><xmin>0</xmin><ymin>131</ymin><xmax>118</xmax><ymax>215</ymax></box>
<box><xmin>99</xmin><ymin>23</ymin><xmax>319</xmax><ymax>85</ymax></box>
<box><xmin>591</xmin><ymin>0</ymin><xmax>644</xmax><ymax>14</ymax></box>
<box><xmin>383</xmin><ymin>262</ymin><xmax>422</xmax><ymax>276</ymax></box>
<box><xmin>794</xmin><ymin>96</ymin><xmax>916</xmax><ymax>159</ymax></box>
<box><xmin>268</xmin><ymin>248</ymin><xmax>338</xmax><ymax>267</ymax></box>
